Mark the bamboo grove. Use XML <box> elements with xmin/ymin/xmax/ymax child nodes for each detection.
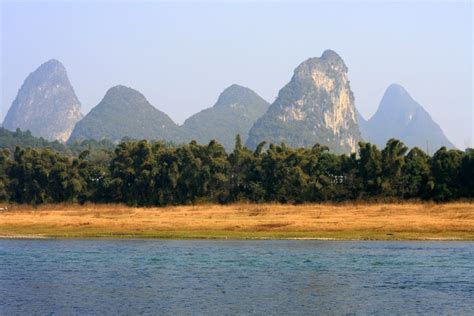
<box><xmin>0</xmin><ymin>135</ymin><xmax>472</xmax><ymax>205</ymax></box>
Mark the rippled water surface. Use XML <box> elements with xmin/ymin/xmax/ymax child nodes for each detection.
<box><xmin>1</xmin><ymin>240</ymin><xmax>473</xmax><ymax>315</ymax></box>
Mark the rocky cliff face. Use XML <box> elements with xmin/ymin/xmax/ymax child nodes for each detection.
<box><xmin>181</xmin><ymin>84</ymin><xmax>270</xmax><ymax>151</ymax></box>
<box><xmin>360</xmin><ymin>84</ymin><xmax>455</xmax><ymax>152</ymax></box>
<box><xmin>68</xmin><ymin>85</ymin><xmax>182</xmax><ymax>143</ymax></box>
<box><xmin>3</xmin><ymin>59</ymin><xmax>82</xmax><ymax>142</ymax></box>
<box><xmin>246</xmin><ymin>50</ymin><xmax>362</xmax><ymax>154</ymax></box>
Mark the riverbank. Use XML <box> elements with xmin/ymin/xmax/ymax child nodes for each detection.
<box><xmin>0</xmin><ymin>203</ymin><xmax>473</xmax><ymax>240</ymax></box>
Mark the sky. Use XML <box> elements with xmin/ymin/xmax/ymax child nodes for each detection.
<box><xmin>1</xmin><ymin>0</ymin><xmax>472</xmax><ymax>149</ymax></box>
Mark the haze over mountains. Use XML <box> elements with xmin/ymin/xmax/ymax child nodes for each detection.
<box><xmin>357</xmin><ymin>84</ymin><xmax>455</xmax><ymax>152</ymax></box>
<box><xmin>2</xmin><ymin>52</ymin><xmax>456</xmax><ymax>153</ymax></box>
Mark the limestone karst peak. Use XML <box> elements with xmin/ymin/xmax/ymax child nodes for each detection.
<box><xmin>359</xmin><ymin>84</ymin><xmax>455</xmax><ymax>150</ymax></box>
<box><xmin>246</xmin><ymin>50</ymin><xmax>361</xmax><ymax>154</ymax></box>
<box><xmin>2</xmin><ymin>59</ymin><xmax>82</xmax><ymax>142</ymax></box>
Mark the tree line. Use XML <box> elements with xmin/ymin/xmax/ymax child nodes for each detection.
<box><xmin>0</xmin><ymin>135</ymin><xmax>472</xmax><ymax>205</ymax></box>
<box><xmin>0</xmin><ymin>127</ymin><xmax>117</xmax><ymax>155</ymax></box>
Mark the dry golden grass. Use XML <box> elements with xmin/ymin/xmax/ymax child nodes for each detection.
<box><xmin>1</xmin><ymin>202</ymin><xmax>474</xmax><ymax>240</ymax></box>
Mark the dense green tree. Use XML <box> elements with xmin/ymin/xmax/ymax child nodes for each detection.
<box><xmin>0</xmin><ymin>128</ymin><xmax>65</xmax><ymax>153</ymax></box>
<box><xmin>381</xmin><ymin>139</ymin><xmax>408</xmax><ymax>196</ymax></box>
<box><xmin>109</xmin><ymin>141</ymin><xmax>156</xmax><ymax>205</ymax></box>
<box><xmin>460</xmin><ymin>149</ymin><xmax>474</xmax><ymax>198</ymax></box>
<box><xmin>0</xmin><ymin>149</ymin><xmax>10</xmax><ymax>201</ymax></box>
<box><xmin>430</xmin><ymin>147</ymin><xmax>464</xmax><ymax>201</ymax></box>
<box><xmin>400</xmin><ymin>147</ymin><xmax>431</xmax><ymax>199</ymax></box>
<box><xmin>357</xmin><ymin>142</ymin><xmax>383</xmax><ymax>197</ymax></box>
<box><xmin>0</xmin><ymin>138</ymin><xmax>471</xmax><ymax>205</ymax></box>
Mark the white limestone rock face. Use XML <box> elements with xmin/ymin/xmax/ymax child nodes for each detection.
<box><xmin>3</xmin><ymin>59</ymin><xmax>82</xmax><ymax>142</ymax></box>
<box><xmin>246</xmin><ymin>50</ymin><xmax>362</xmax><ymax>154</ymax></box>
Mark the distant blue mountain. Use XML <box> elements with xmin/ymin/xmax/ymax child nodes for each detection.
<box><xmin>358</xmin><ymin>84</ymin><xmax>455</xmax><ymax>152</ymax></box>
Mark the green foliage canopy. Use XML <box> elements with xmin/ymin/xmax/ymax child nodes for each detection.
<box><xmin>0</xmin><ymin>135</ymin><xmax>472</xmax><ymax>205</ymax></box>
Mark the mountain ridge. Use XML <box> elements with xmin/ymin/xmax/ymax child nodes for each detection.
<box><xmin>3</xmin><ymin>59</ymin><xmax>457</xmax><ymax>153</ymax></box>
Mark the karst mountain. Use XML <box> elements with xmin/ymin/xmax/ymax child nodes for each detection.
<box><xmin>4</xmin><ymin>57</ymin><xmax>456</xmax><ymax>153</ymax></box>
<box><xmin>181</xmin><ymin>84</ymin><xmax>270</xmax><ymax>150</ymax></box>
<box><xmin>246</xmin><ymin>50</ymin><xmax>362</xmax><ymax>154</ymax></box>
<box><xmin>68</xmin><ymin>85</ymin><xmax>182</xmax><ymax>143</ymax></box>
<box><xmin>3</xmin><ymin>59</ymin><xmax>82</xmax><ymax>142</ymax></box>
<box><xmin>358</xmin><ymin>84</ymin><xmax>454</xmax><ymax>152</ymax></box>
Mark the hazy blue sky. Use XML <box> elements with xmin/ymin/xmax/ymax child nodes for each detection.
<box><xmin>1</xmin><ymin>0</ymin><xmax>472</xmax><ymax>148</ymax></box>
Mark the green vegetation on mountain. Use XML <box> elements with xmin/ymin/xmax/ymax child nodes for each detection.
<box><xmin>1</xmin><ymin>135</ymin><xmax>472</xmax><ymax>205</ymax></box>
<box><xmin>0</xmin><ymin>127</ymin><xmax>118</xmax><ymax>172</ymax></box>
<box><xmin>69</xmin><ymin>85</ymin><xmax>183</xmax><ymax>143</ymax></box>
<box><xmin>181</xmin><ymin>84</ymin><xmax>270</xmax><ymax>151</ymax></box>
<box><xmin>0</xmin><ymin>127</ymin><xmax>66</xmax><ymax>152</ymax></box>
<box><xmin>0</xmin><ymin>127</ymin><xmax>116</xmax><ymax>154</ymax></box>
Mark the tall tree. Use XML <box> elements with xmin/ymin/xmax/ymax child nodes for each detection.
<box><xmin>381</xmin><ymin>139</ymin><xmax>408</xmax><ymax>196</ymax></box>
<box><xmin>357</xmin><ymin>142</ymin><xmax>383</xmax><ymax>198</ymax></box>
<box><xmin>400</xmin><ymin>147</ymin><xmax>431</xmax><ymax>199</ymax></box>
<box><xmin>430</xmin><ymin>147</ymin><xmax>463</xmax><ymax>201</ymax></box>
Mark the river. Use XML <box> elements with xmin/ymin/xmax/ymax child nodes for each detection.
<box><xmin>1</xmin><ymin>239</ymin><xmax>473</xmax><ymax>314</ymax></box>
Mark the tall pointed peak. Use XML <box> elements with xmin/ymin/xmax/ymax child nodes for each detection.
<box><xmin>41</xmin><ymin>58</ymin><xmax>65</xmax><ymax>68</ymax></box>
<box><xmin>2</xmin><ymin>59</ymin><xmax>82</xmax><ymax>142</ymax></box>
<box><xmin>246</xmin><ymin>50</ymin><xmax>361</xmax><ymax>154</ymax></box>
<box><xmin>296</xmin><ymin>49</ymin><xmax>348</xmax><ymax>76</ymax></box>
<box><xmin>363</xmin><ymin>83</ymin><xmax>455</xmax><ymax>150</ymax></box>
<box><xmin>32</xmin><ymin>59</ymin><xmax>67</xmax><ymax>79</ymax></box>
<box><xmin>321</xmin><ymin>49</ymin><xmax>344</xmax><ymax>63</ymax></box>
<box><xmin>384</xmin><ymin>83</ymin><xmax>410</xmax><ymax>99</ymax></box>
<box><xmin>378</xmin><ymin>83</ymin><xmax>419</xmax><ymax>113</ymax></box>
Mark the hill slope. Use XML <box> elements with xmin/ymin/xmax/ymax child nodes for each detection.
<box><xmin>0</xmin><ymin>127</ymin><xmax>66</xmax><ymax>152</ymax></box>
<box><xmin>69</xmin><ymin>85</ymin><xmax>182</xmax><ymax>143</ymax></box>
<box><xmin>181</xmin><ymin>84</ymin><xmax>270</xmax><ymax>150</ymax></box>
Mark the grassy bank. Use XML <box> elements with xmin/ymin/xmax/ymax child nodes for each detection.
<box><xmin>0</xmin><ymin>203</ymin><xmax>473</xmax><ymax>240</ymax></box>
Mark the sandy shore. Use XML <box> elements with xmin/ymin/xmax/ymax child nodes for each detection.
<box><xmin>0</xmin><ymin>202</ymin><xmax>473</xmax><ymax>240</ymax></box>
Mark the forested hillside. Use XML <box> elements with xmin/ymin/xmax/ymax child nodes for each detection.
<box><xmin>68</xmin><ymin>85</ymin><xmax>183</xmax><ymax>143</ymax></box>
<box><xmin>0</xmin><ymin>136</ymin><xmax>472</xmax><ymax>205</ymax></box>
<box><xmin>0</xmin><ymin>128</ymin><xmax>66</xmax><ymax>152</ymax></box>
<box><xmin>0</xmin><ymin>127</ymin><xmax>116</xmax><ymax>156</ymax></box>
<box><xmin>181</xmin><ymin>84</ymin><xmax>270</xmax><ymax>151</ymax></box>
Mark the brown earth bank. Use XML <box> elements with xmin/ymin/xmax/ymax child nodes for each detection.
<box><xmin>0</xmin><ymin>203</ymin><xmax>473</xmax><ymax>240</ymax></box>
